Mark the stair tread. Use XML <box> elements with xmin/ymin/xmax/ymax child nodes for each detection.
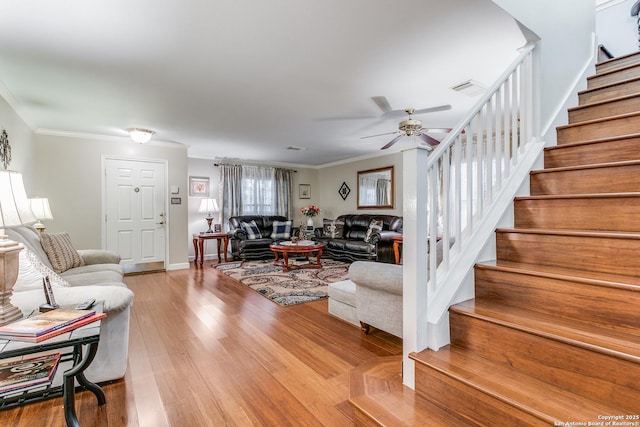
<box><xmin>578</xmin><ymin>75</ymin><xmax>640</xmax><ymax>95</ymax></box>
<box><xmin>515</xmin><ymin>191</ymin><xmax>640</xmax><ymax>201</ymax></box>
<box><xmin>477</xmin><ymin>259</ymin><xmax>640</xmax><ymax>289</ymax></box>
<box><xmin>349</xmin><ymin>356</ymin><xmax>477</xmax><ymax>427</ymax></box>
<box><xmin>496</xmin><ymin>227</ymin><xmax>640</xmax><ymax>239</ymax></box>
<box><xmin>544</xmin><ymin>132</ymin><xmax>640</xmax><ymax>151</ymax></box>
<box><xmin>411</xmin><ymin>345</ymin><xmax>628</xmax><ymax>421</ymax></box>
<box><xmin>589</xmin><ymin>61</ymin><xmax>640</xmax><ymax>80</ymax></box>
<box><xmin>450</xmin><ymin>300</ymin><xmax>640</xmax><ymax>362</ymax></box>
<box><xmin>569</xmin><ymin>92</ymin><xmax>640</xmax><ymax>113</ymax></box>
<box><xmin>530</xmin><ymin>158</ymin><xmax>640</xmax><ymax>175</ymax></box>
<box><xmin>597</xmin><ymin>50</ymin><xmax>640</xmax><ymax>69</ymax></box>
<box><xmin>557</xmin><ymin>110</ymin><xmax>640</xmax><ymax>130</ymax></box>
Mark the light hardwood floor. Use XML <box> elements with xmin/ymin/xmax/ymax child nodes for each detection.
<box><xmin>3</xmin><ymin>263</ymin><xmax>401</xmax><ymax>426</ymax></box>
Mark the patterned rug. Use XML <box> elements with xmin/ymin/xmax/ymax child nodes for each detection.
<box><xmin>215</xmin><ymin>259</ymin><xmax>351</xmax><ymax>306</ymax></box>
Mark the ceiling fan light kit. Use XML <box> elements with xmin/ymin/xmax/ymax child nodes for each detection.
<box><xmin>358</xmin><ymin>97</ymin><xmax>454</xmax><ymax>151</ymax></box>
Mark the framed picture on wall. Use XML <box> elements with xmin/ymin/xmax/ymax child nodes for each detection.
<box><xmin>299</xmin><ymin>184</ymin><xmax>311</xmax><ymax>199</ymax></box>
<box><xmin>189</xmin><ymin>176</ymin><xmax>210</xmax><ymax>196</ymax></box>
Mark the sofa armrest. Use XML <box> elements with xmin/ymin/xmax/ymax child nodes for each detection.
<box><xmin>377</xmin><ymin>230</ymin><xmax>402</xmax><ymax>244</ymax></box>
<box><xmin>77</xmin><ymin>249</ymin><xmax>121</xmax><ymax>265</ymax></box>
<box><xmin>349</xmin><ymin>261</ymin><xmax>403</xmax><ymax>296</ymax></box>
<box><xmin>229</xmin><ymin>229</ymin><xmax>248</xmax><ymax>240</ymax></box>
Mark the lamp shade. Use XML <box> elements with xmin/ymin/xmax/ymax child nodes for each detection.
<box><xmin>197</xmin><ymin>198</ymin><xmax>219</xmax><ymax>216</ymax></box>
<box><xmin>0</xmin><ymin>170</ymin><xmax>37</xmax><ymax>228</ymax></box>
<box><xmin>29</xmin><ymin>197</ymin><xmax>54</xmax><ymax>221</ymax></box>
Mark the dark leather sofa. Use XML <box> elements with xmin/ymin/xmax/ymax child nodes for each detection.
<box><xmin>228</xmin><ymin>215</ymin><xmax>298</xmax><ymax>260</ymax></box>
<box><xmin>314</xmin><ymin>214</ymin><xmax>402</xmax><ymax>264</ymax></box>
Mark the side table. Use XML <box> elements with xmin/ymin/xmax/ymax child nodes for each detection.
<box><xmin>392</xmin><ymin>235</ymin><xmax>403</xmax><ymax>265</ymax></box>
<box><xmin>193</xmin><ymin>232</ymin><xmax>229</xmax><ymax>265</ymax></box>
<box><xmin>0</xmin><ymin>303</ymin><xmax>106</xmax><ymax>427</ymax></box>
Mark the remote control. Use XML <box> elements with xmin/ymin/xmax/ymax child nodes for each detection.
<box><xmin>75</xmin><ymin>298</ymin><xmax>96</xmax><ymax>310</ymax></box>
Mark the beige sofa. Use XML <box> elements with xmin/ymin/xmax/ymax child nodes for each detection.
<box><xmin>6</xmin><ymin>226</ymin><xmax>134</xmax><ymax>383</ymax></box>
<box><xmin>329</xmin><ymin>238</ymin><xmax>450</xmax><ymax>338</ymax></box>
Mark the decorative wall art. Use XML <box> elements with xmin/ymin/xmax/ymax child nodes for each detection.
<box><xmin>338</xmin><ymin>182</ymin><xmax>351</xmax><ymax>200</ymax></box>
<box><xmin>299</xmin><ymin>184</ymin><xmax>311</xmax><ymax>199</ymax></box>
<box><xmin>189</xmin><ymin>176</ymin><xmax>210</xmax><ymax>196</ymax></box>
<box><xmin>0</xmin><ymin>129</ymin><xmax>11</xmax><ymax>170</ymax></box>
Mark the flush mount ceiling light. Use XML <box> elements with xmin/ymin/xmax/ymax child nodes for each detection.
<box><xmin>127</xmin><ymin>128</ymin><xmax>155</xmax><ymax>144</ymax></box>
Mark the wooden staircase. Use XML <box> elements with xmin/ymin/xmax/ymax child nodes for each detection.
<box><xmin>350</xmin><ymin>51</ymin><xmax>640</xmax><ymax>425</ymax></box>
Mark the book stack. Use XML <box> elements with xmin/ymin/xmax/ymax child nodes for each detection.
<box><xmin>0</xmin><ymin>353</ymin><xmax>61</xmax><ymax>396</ymax></box>
<box><xmin>0</xmin><ymin>308</ymin><xmax>106</xmax><ymax>343</ymax></box>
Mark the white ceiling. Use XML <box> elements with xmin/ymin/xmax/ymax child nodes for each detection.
<box><xmin>0</xmin><ymin>0</ymin><xmax>526</xmax><ymax>166</ymax></box>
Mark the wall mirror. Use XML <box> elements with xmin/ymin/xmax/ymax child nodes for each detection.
<box><xmin>357</xmin><ymin>166</ymin><xmax>394</xmax><ymax>209</ymax></box>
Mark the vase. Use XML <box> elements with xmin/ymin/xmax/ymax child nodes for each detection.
<box><xmin>307</xmin><ymin>217</ymin><xmax>314</xmax><ymax>228</ymax></box>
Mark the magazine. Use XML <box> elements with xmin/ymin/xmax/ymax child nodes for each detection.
<box><xmin>0</xmin><ymin>308</ymin><xmax>96</xmax><ymax>338</ymax></box>
<box><xmin>0</xmin><ymin>353</ymin><xmax>61</xmax><ymax>394</ymax></box>
<box><xmin>0</xmin><ymin>312</ymin><xmax>106</xmax><ymax>343</ymax></box>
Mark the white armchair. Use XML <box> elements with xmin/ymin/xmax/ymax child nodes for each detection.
<box><xmin>349</xmin><ymin>261</ymin><xmax>403</xmax><ymax>338</ymax></box>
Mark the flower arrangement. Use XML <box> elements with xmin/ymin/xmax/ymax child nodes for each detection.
<box><xmin>300</xmin><ymin>205</ymin><xmax>321</xmax><ymax>218</ymax></box>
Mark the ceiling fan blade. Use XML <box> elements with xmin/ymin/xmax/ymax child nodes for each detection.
<box><xmin>381</xmin><ymin>134</ymin><xmax>404</xmax><ymax>150</ymax></box>
<box><xmin>315</xmin><ymin>114</ymin><xmax>378</xmax><ymax>121</ymax></box>
<box><xmin>419</xmin><ymin>133</ymin><xmax>441</xmax><ymax>146</ymax></box>
<box><xmin>424</xmin><ymin>127</ymin><xmax>452</xmax><ymax>133</ymax></box>
<box><xmin>412</xmin><ymin>104</ymin><xmax>452</xmax><ymax>115</ymax></box>
<box><xmin>360</xmin><ymin>131</ymin><xmax>399</xmax><ymax>140</ymax></box>
<box><xmin>371</xmin><ymin>96</ymin><xmax>393</xmax><ymax>114</ymax></box>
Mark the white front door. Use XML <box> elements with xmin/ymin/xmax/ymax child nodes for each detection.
<box><xmin>104</xmin><ymin>158</ymin><xmax>167</xmax><ymax>273</ymax></box>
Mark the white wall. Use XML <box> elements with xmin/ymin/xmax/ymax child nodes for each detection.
<box><xmin>0</xmin><ymin>92</ymin><xmax>35</xmax><ymax>189</ymax></box>
<box><xmin>493</xmin><ymin>0</ymin><xmax>596</xmax><ymax>139</ymax></box>
<box><xmin>316</xmin><ymin>152</ymin><xmax>403</xmax><ymax>221</ymax></box>
<box><xmin>33</xmin><ymin>134</ymin><xmax>189</xmax><ymax>269</ymax></box>
<box><xmin>596</xmin><ymin>0</ymin><xmax>638</xmax><ymax>57</ymax></box>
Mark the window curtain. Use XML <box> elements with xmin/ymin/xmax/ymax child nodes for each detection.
<box><xmin>376</xmin><ymin>179</ymin><xmax>389</xmax><ymax>205</ymax></box>
<box><xmin>274</xmin><ymin>168</ymin><xmax>293</xmax><ymax>218</ymax></box>
<box><xmin>220</xmin><ymin>164</ymin><xmax>243</xmax><ymax>231</ymax></box>
<box><xmin>220</xmin><ymin>163</ymin><xmax>293</xmax><ymax>229</ymax></box>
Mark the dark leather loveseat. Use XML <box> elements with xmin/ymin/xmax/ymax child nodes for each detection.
<box><xmin>314</xmin><ymin>214</ymin><xmax>402</xmax><ymax>264</ymax></box>
<box><xmin>228</xmin><ymin>215</ymin><xmax>298</xmax><ymax>260</ymax></box>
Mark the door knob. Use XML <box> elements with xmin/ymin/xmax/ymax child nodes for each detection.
<box><xmin>156</xmin><ymin>220</ymin><xmax>165</xmax><ymax>225</ymax></box>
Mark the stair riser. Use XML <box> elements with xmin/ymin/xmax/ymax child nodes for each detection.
<box><xmin>569</xmin><ymin>95</ymin><xmax>640</xmax><ymax>123</ymax></box>
<box><xmin>530</xmin><ymin>164</ymin><xmax>640</xmax><ymax>195</ymax></box>
<box><xmin>414</xmin><ymin>364</ymin><xmax>549</xmax><ymax>426</ymax></box>
<box><xmin>544</xmin><ymin>136</ymin><xmax>640</xmax><ymax>168</ymax></box>
<box><xmin>474</xmin><ymin>266</ymin><xmax>640</xmax><ymax>334</ymax></box>
<box><xmin>496</xmin><ymin>231</ymin><xmax>640</xmax><ymax>276</ymax></box>
<box><xmin>588</xmin><ymin>65</ymin><xmax>640</xmax><ymax>90</ymax></box>
<box><xmin>557</xmin><ymin>114</ymin><xmax>640</xmax><ymax>144</ymax></box>
<box><xmin>449</xmin><ymin>312</ymin><xmax>640</xmax><ymax>410</ymax></box>
<box><xmin>579</xmin><ymin>79</ymin><xmax>640</xmax><ymax>105</ymax></box>
<box><xmin>597</xmin><ymin>53</ymin><xmax>640</xmax><ymax>74</ymax></box>
<box><xmin>514</xmin><ymin>197</ymin><xmax>640</xmax><ymax>231</ymax></box>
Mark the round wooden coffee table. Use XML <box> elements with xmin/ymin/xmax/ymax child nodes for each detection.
<box><xmin>269</xmin><ymin>241</ymin><xmax>325</xmax><ymax>272</ymax></box>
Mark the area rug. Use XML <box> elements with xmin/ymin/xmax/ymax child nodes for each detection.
<box><xmin>215</xmin><ymin>259</ymin><xmax>350</xmax><ymax>306</ymax></box>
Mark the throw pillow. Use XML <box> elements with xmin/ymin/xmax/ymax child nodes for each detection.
<box><xmin>241</xmin><ymin>220</ymin><xmax>263</xmax><ymax>240</ymax></box>
<box><xmin>14</xmin><ymin>248</ymin><xmax>72</xmax><ymax>292</ymax></box>
<box><xmin>364</xmin><ymin>219</ymin><xmax>384</xmax><ymax>243</ymax></box>
<box><xmin>322</xmin><ymin>218</ymin><xmax>345</xmax><ymax>238</ymax></box>
<box><xmin>271</xmin><ymin>220</ymin><xmax>292</xmax><ymax>239</ymax></box>
<box><xmin>40</xmin><ymin>232</ymin><xmax>85</xmax><ymax>274</ymax></box>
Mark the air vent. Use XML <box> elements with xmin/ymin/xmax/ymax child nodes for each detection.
<box><xmin>451</xmin><ymin>79</ymin><xmax>487</xmax><ymax>97</ymax></box>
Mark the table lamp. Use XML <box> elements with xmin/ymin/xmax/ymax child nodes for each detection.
<box><xmin>29</xmin><ymin>197</ymin><xmax>54</xmax><ymax>233</ymax></box>
<box><xmin>0</xmin><ymin>170</ymin><xmax>37</xmax><ymax>326</ymax></box>
<box><xmin>197</xmin><ymin>198</ymin><xmax>220</xmax><ymax>233</ymax></box>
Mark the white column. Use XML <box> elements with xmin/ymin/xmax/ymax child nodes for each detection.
<box><xmin>402</xmin><ymin>146</ymin><xmax>430</xmax><ymax>388</ymax></box>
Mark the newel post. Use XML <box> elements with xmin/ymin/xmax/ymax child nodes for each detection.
<box><xmin>402</xmin><ymin>146</ymin><xmax>430</xmax><ymax>388</ymax></box>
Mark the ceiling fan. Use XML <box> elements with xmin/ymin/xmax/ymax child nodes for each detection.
<box><xmin>360</xmin><ymin>107</ymin><xmax>452</xmax><ymax>150</ymax></box>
